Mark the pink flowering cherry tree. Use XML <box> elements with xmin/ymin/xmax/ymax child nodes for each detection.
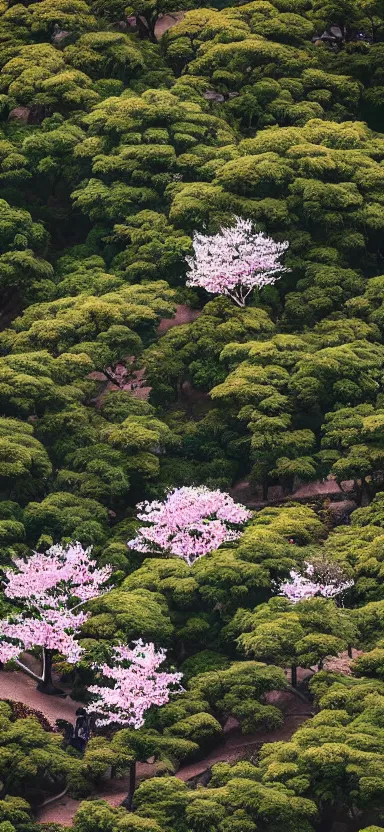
<box><xmin>186</xmin><ymin>216</ymin><xmax>290</xmax><ymax>307</ymax></box>
<box><xmin>0</xmin><ymin>543</ymin><xmax>112</xmax><ymax>694</ymax></box>
<box><xmin>88</xmin><ymin>639</ymin><xmax>183</xmax><ymax>807</ymax></box>
<box><xmin>279</xmin><ymin>562</ymin><xmax>354</xmax><ymax>603</ymax></box>
<box><xmin>128</xmin><ymin>486</ymin><xmax>252</xmax><ymax>566</ymax></box>
<box><xmin>277</xmin><ymin>563</ymin><xmax>354</xmax><ymax>686</ymax></box>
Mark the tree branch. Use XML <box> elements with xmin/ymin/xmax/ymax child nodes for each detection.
<box><xmin>15</xmin><ymin>657</ymin><xmax>43</xmax><ymax>683</ymax></box>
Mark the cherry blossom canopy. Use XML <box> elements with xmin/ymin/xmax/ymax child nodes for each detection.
<box><xmin>88</xmin><ymin>640</ymin><xmax>183</xmax><ymax>728</ymax></box>
<box><xmin>0</xmin><ymin>543</ymin><xmax>112</xmax><ymax>670</ymax></box>
<box><xmin>186</xmin><ymin>217</ymin><xmax>289</xmax><ymax>307</ymax></box>
<box><xmin>128</xmin><ymin>486</ymin><xmax>251</xmax><ymax>566</ymax></box>
<box><xmin>279</xmin><ymin>562</ymin><xmax>354</xmax><ymax>603</ymax></box>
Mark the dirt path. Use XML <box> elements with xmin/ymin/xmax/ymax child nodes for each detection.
<box><xmin>38</xmin><ymin>699</ymin><xmax>310</xmax><ymax>825</ymax></box>
<box><xmin>156</xmin><ymin>304</ymin><xmax>200</xmax><ymax>334</ymax></box>
<box><xmin>230</xmin><ymin>476</ymin><xmax>357</xmax><ymax>513</ymax></box>
<box><xmin>154</xmin><ymin>11</ymin><xmax>185</xmax><ymax>39</ymax></box>
<box><xmin>0</xmin><ymin>670</ymin><xmax>83</xmax><ymax>726</ymax></box>
<box><xmin>175</xmin><ymin>705</ymin><xmax>312</xmax><ymax>784</ymax></box>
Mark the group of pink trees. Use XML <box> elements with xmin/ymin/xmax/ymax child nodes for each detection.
<box><xmin>0</xmin><ymin>485</ymin><xmax>354</xmax><ymax>734</ymax></box>
<box><xmin>0</xmin><ymin>486</ymin><xmax>249</xmax><ymax>702</ymax></box>
<box><xmin>0</xmin><ymin>481</ymin><xmax>358</xmax><ymax>809</ymax></box>
<box><xmin>0</xmin><ymin>486</ymin><xmax>250</xmax><ymax>800</ymax></box>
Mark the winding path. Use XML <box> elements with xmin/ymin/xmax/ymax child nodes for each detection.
<box><xmin>0</xmin><ymin>670</ymin><xmax>82</xmax><ymax>725</ymax></box>
<box><xmin>0</xmin><ymin>669</ymin><xmax>312</xmax><ymax>826</ymax></box>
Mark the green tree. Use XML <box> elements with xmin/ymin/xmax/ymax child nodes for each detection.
<box><xmin>23</xmin><ymin>491</ymin><xmax>109</xmax><ymax>547</ymax></box>
<box><xmin>0</xmin><ymin>418</ymin><xmax>51</xmax><ymax>502</ymax></box>
<box><xmin>0</xmin><ymin>702</ymin><xmax>78</xmax><ymax>803</ymax></box>
<box><xmin>230</xmin><ymin>596</ymin><xmax>356</xmax><ymax>684</ymax></box>
<box><xmin>133</xmin><ymin>770</ymin><xmax>317</xmax><ymax>832</ymax></box>
<box><xmin>320</xmin><ymin>404</ymin><xmax>384</xmax><ymax>502</ymax></box>
<box><xmin>0</xmin><ymin>199</ymin><xmax>53</xmax><ymax>305</ymax></box>
<box><xmin>260</xmin><ymin>673</ymin><xmax>384</xmax><ymax>828</ymax></box>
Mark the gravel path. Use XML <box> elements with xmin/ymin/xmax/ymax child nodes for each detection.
<box><xmin>0</xmin><ymin>670</ymin><xmax>82</xmax><ymax>725</ymax></box>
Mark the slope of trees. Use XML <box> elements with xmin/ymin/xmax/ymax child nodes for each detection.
<box><xmin>1</xmin><ymin>0</ymin><xmax>384</xmax><ymax>829</ymax></box>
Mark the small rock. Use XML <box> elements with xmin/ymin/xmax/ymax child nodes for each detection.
<box><xmin>223</xmin><ymin>716</ymin><xmax>240</xmax><ymax>734</ymax></box>
<box><xmin>146</xmin><ymin>756</ymin><xmax>155</xmax><ymax>764</ymax></box>
<box><xmin>8</xmin><ymin>106</ymin><xmax>31</xmax><ymax>123</ymax></box>
<box><xmin>329</xmin><ymin>25</ymin><xmax>343</xmax><ymax>38</ymax></box>
<box><xmin>327</xmin><ymin>500</ymin><xmax>357</xmax><ymax>523</ymax></box>
<box><xmin>203</xmin><ymin>90</ymin><xmax>225</xmax><ymax>102</ymax></box>
<box><xmin>51</xmin><ymin>25</ymin><xmax>70</xmax><ymax>44</ymax></box>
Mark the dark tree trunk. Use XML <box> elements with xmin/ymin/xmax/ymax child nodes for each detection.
<box><xmin>121</xmin><ymin>761</ymin><xmax>136</xmax><ymax>810</ymax></box>
<box><xmin>316</xmin><ymin>803</ymin><xmax>336</xmax><ymax>832</ymax></box>
<box><xmin>291</xmin><ymin>664</ymin><xmax>297</xmax><ymax>687</ymax></box>
<box><xmin>37</xmin><ymin>649</ymin><xmax>66</xmax><ymax>696</ymax></box>
<box><xmin>282</xmin><ymin>476</ymin><xmax>294</xmax><ymax>497</ymax></box>
<box><xmin>135</xmin><ymin>15</ymin><xmax>157</xmax><ymax>42</ymax></box>
<box><xmin>361</xmin><ymin>477</ymin><xmax>371</xmax><ymax>506</ymax></box>
<box><xmin>356</xmin><ymin>477</ymin><xmax>372</xmax><ymax>507</ymax></box>
<box><xmin>348</xmin><ymin>644</ymin><xmax>353</xmax><ymax>659</ymax></box>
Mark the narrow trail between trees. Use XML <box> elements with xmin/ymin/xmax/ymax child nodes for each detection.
<box><xmin>0</xmin><ymin>670</ymin><xmax>82</xmax><ymax>725</ymax></box>
<box><xmin>0</xmin><ymin>670</ymin><xmax>312</xmax><ymax>826</ymax></box>
<box><xmin>38</xmin><ymin>690</ymin><xmax>312</xmax><ymax>825</ymax></box>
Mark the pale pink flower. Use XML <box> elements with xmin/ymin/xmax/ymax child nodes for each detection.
<box><xmin>186</xmin><ymin>217</ymin><xmax>289</xmax><ymax>307</ymax></box>
<box><xmin>88</xmin><ymin>639</ymin><xmax>183</xmax><ymax>728</ymax></box>
<box><xmin>279</xmin><ymin>562</ymin><xmax>354</xmax><ymax>604</ymax></box>
<box><xmin>128</xmin><ymin>486</ymin><xmax>251</xmax><ymax>566</ymax></box>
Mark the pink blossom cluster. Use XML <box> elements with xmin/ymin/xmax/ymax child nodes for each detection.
<box><xmin>4</xmin><ymin>542</ymin><xmax>112</xmax><ymax>608</ymax></box>
<box><xmin>279</xmin><ymin>562</ymin><xmax>354</xmax><ymax>604</ymax></box>
<box><xmin>88</xmin><ymin>639</ymin><xmax>183</xmax><ymax>728</ymax></box>
<box><xmin>0</xmin><ymin>543</ymin><xmax>112</xmax><ymax>666</ymax></box>
<box><xmin>0</xmin><ymin>612</ymin><xmax>86</xmax><ymax>664</ymax></box>
<box><xmin>186</xmin><ymin>217</ymin><xmax>289</xmax><ymax>307</ymax></box>
<box><xmin>128</xmin><ymin>486</ymin><xmax>251</xmax><ymax>566</ymax></box>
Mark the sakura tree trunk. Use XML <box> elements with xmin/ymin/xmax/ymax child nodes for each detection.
<box><xmin>228</xmin><ymin>290</ymin><xmax>246</xmax><ymax>307</ymax></box>
<box><xmin>291</xmin><ymin>664</ymin><xmax>297</xmax><ymax>687</ymax></box>
<box><xmin>37</xmin><ymin>648</ymin><xmax>65</xmax><ymax>696</ymax></box>
<box><xmin>121</xmin><ymin>760</ymin><xmax>136</xmax><ymax>810</ymax></box>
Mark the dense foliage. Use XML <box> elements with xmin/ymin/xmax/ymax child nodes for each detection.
<box><xmin>1</xmin><ymin>0</ymin><xmax>384</xmax><ymax>829</ymax></box>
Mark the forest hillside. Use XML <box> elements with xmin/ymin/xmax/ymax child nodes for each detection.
<box><xmin>0</xmin><ymin>0</ymin><xmax>384</xmax><ymax>831</ymax></box>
